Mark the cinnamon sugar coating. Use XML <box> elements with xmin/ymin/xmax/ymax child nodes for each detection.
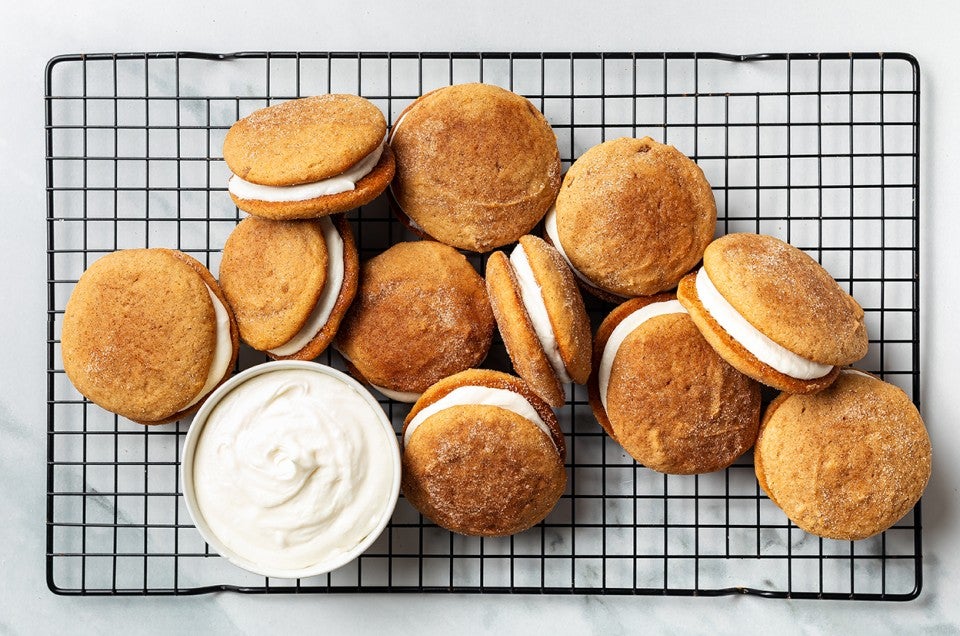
<box><xmin>755</xmin><ymin>370</ymin><xmax>931</xmax><ymax>540</ymax></box>
<box><xmin>62</xmin><ymin>249</ymin><xmax>238</xmax><ymax>425</ymax></box>
<box><xmin>588</xmin><ymin>295</ymin><xmax>760</xmax><ymax>474</ymax></box>
<box><xmin>335</xmin><ymin>241</ymin><xmax>494</xmax><ymax>393</ymax></box>
<box><xmin>390</xmin><ymin>84</ymin><xmax>561</xmax><ymax>252</ymax></box>
<box><xmin>554</xmin><ymin>137</ymin><xmax>716</xmax><ymax>297</ymax></box>
<box><xmin>401</xmin><ymin>369</ymin><xmax>566</xmax><ymax>536</ymax></box>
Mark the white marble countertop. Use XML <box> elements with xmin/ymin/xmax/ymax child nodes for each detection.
<box><xmin>4</xmin><ymin>1</ymin><xmax>959</xmax><ymax>632</ymax></box>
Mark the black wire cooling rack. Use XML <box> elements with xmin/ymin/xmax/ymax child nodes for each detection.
<box><xmin>46</xmin><ymin>51</ymin><xmax>921</xmax><ymax>599</ymax></box>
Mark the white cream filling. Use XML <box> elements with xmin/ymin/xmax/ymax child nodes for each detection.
<box><xmin>403</xmin><ymin>385</ymin><xmax>556</xmax><ymax>450</ymax></box>
<box><xmin>694</xmin><ymin>268</ymin><xmax>833</xmax><ymax>381</ymax></box>
<box><xmin>228</xmin><ymin>137</ymin><xmax>385</xmax><ymax>202</ymax></box>
<box><xmin>387</xmin><ymin>111</ymin><xmax>407</xmax><ymax>144</ymax></box>
<box><xmin>509</xmin><ymin>243</ymin><xmax>572</xmax><ymax>384</ymax></box>
<box><xmin>334</xmin><ymin>347</ymin><xmax>421</xmax><ymax>403</ymax></box>
<box><xmin>268</xmin><ymin>217</ymin><xmax>345</xmax><ymax>356</ymax></box>
<box><xmin>842</xmin><ymin>368</ymin><xmax>873</xmax><ymax>379</ymax></box>
<box><xmin>598</xmin><ymin>300</ymin><xmax>687</xmax><ymax>412</ymax></box>
<box><xmin>544</xmin><ymin>205</ymin><xmax>626</xmax><ymax>300</ymax></box>
<box><xmin>183</xmin><ymin>286</ymin><xmax>234</xmax><ymax>410</ymax></box>
<box><xmin>385</xmin><ymin>112</ymin><xmax>426</xmax><ymax>233</ymax></box>
<box><xmin>370</xmin><ymin>384</ymin><xmax>422</xmax><ymax>403</ymax></box>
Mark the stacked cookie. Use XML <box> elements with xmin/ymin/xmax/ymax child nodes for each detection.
<box><xmin>60</xmin><ymin>83</ymin><xmax>930</xmax><ymax>544</ymax></box>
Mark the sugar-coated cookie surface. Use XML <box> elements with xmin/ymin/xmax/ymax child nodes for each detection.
<box><xmin>390</xmin><ymin>83</ymin><xmax>561</xmax><ymax>252</ymax></box>
<box><xmin>335</xmin><ymin>241</ymin><xmax>494</xmax><ymax>394</ymax></box>
<box><xmin>755</xmin><ymin>370</ymin><xmax>931</xmax><ymax>540</ymax></box>
<box><xmin>220</xmin><ymin>216</ymin><xmax>330</xmax><ymax>350</ymax></box>
<box><xmin>61</xmin><ymin>248</ymin><xmax>239</xmax><ymax>424</ymax></box>
<box><xmin>588</xmin><ymin>295</ymin><xmax>761</xmax><ymax>474</ymax></box>
<box><xmin>553</xmin><ymin>137</ymin><xmax>716</xmax><ymax>297</ymax></box>
<box><xmin>224</xmin><ymin>94</ymin><xmax>386</xmax><ymax>185</ymax></box>
<box><xmin>401</xmin><ymin>369</ymin><xmax>566</xmax><ymax>537</ymax></box>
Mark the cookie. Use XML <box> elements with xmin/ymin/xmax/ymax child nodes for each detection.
<box><xmin>389</xmin><ymin>83</ymin><xmax>561</xmax><ymax>252</ymax></box>
<box><xmin>587</xmin><ymin>294</ymin><xmax>760</xmax><ymax>474</ymax></box>
<box><xmin>218</xmin><ymin>214</ymin><xmax>359</xmax><ymax>360</ymax></box>
<box><xmin>677</xmin><ymin>233</ymin><xmax>868</xmax><ymax>393</ymax></box>
<box><xmin>755</xmin><ymin>369</ymin><xmax>931</xmax><ymax>540</ymax></box>
<box><xmin>401</xmin><ymin>369</ymin><xmax>566</xmax><ymax>536</ymax></box>
<box><xmin>485</xmin><ymin>235</ymin><xmax>591</xmax><ymax>407</ymax></box>
<box><xmin>334</xmin><ymin>241</ymin><xmax>494</xmax><ymax>402</ymax></box>
<box><xmin>546</xmin><ymin>137</ymin><xmax>716</xmax><ymax>300</ymax></box>
<box><xmin>61</xmin><ymin>249</ymin><xmax>239</xmax><ymax>425</ymax></box>
<box><xmin>223</xmin><ymin>94</ymin><xmax>395</xmax><ymax>219</ymax></box>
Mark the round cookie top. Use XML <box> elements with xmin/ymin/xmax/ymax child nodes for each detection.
<box><xmin>554</xmin><ymin>137</ymin><xmax>716</xmax><ymax>297</ymax></box>
<box><xmin>590</xmin><ymin>295</ymin><xmax>760</xmax><ymax>474</ymax></box>
<box><xmin>61</xmin><ymin>249</ymin><xmax>220</xmax><ymax>423</ymax></box>
<box><xmin>335</xmin><ymin>241</ymin><xmax>494</xmax><ymax>393</ymax></box>
<box><xmin>401</xmin><ymin>370</ymin><xmax>566</xmax><ymax>536</ymax></box>
<box><xmin>755</xmin><ymin>370</ymin><xmax>931</xmax><ymax>540</ymax></box>
<box><xmin>223</xmin><ymin>94</ymin><xmax>387</xmax><ymax>186</ymax></box>
<box><xmin>390</xmin><ymin>83</ymin><xmax>561</xmax><ymax>253</ymax></box>
<box><xmin>219</xmin><ymin>216</ymin><xmax>329</xmax><ymax>351</ymax></box>
<box><xmin>702</xmin><ymin>233</ymin><xmax>868</xmax><ymax>365</ymax></box>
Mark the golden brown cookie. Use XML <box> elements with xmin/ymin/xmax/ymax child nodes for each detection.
<box><xmin>485</xmin><ymin>235</ymin><xmax>591</xmax><ymax>407</ymax></box>
<box><xmin>755</xmin><ymin>369</ymin><xmax>931</xmax><ymax>540</ymax></box>
<box><xmin>547</xmin><ymin>137</ymin><xmax>716</xmax><ymax>298</ymax></box>
<box><xmin>401</xmin><ymin>369</ymin><xmax>566</xmax><ymax>536</ymax></box>
<box><xmin>61</xmin><ymin>249</ymin><xmax>239</xmax><ymax>425</ymax></box>
<box><xmin>223</xmin><ymin>94</ymin><xmax>395</xmax><ymax>219</ymax></box>
<box><xmin>334</xmin><ymin>241</ymin><xmax>494</xmax><ymax>401</ymax></box>
<box><xmin>588</xmin><ymin>294</ymin><xmax>761</xmax><ymax>474</ymax></box>
<box><xmin>677</xmin><ymin>233</ymin><xmax>868</xmax><ymax>393</ymax></box>
<box><xmin>218</xmin><ymin>214</ymin><xmax>359</xmax><ymax>360</ymax></box>
<box><xmin>389</xmin><ymin>83</ymin><xmax>561</xmax><ymax>252</ymax></box>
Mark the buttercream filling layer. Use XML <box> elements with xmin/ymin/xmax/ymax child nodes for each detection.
<box><xmin>385</xmin><ymin>112</ymin><xmax>426</xmax><ymax>232</ymax></box>
<box><xmin>370</xmin><ymin>384</ymin><xmax>422</xmax><ymax>403</ymax></box>
<box><xmin>268</xmin><ymin>217</ymin><xmax>345</xmax><ymax>356</ymax></box>
<box><xmin>404</xmin><ymin>386</ymin><xmax>556</xmax><ymax>450</ymax></box>
<box><xmin>598</xmin><ymin>300</ymin><xmax>687</xmax><ymax>412</ymax></box>
<box><xmin>228</xmin><ymin>137</ymin><xmax>385</xmax><ymax>202</ymax></box>
<box><xmin>544</xmin><ymin>205</ymin><xmax>626</xmax><ymax>299</ymax></box>
<box><xmin>334</xmin><ymin>348</ymin><xmax>421</xmax><ymax>402</ymax></box>
<box><xmin>509</xmin><ymin>243</ymin><xmax>572</xmax><ymax>384</ymax></box>
<box><xmin>183</xmin><ymin>286</ymin><xmax>234</xmax><ymax>410</ymax></box>
<box><xmin>694</xmin><ymin>268</ymin><xmax>833</xmax><ymax>380</ymax></box>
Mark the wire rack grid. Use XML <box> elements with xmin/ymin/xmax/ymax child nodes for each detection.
<box><xmin>46</xmin><ymin>51</ymin><xmax>921</xmax><ymax>599</ymax></box>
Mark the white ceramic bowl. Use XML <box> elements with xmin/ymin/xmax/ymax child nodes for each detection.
<box><xmin>180</xmin><ymin>360</ymin><xmax>401</xmax><ymax>579</ymax></box>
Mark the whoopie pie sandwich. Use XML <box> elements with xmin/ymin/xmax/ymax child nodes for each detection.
<box><xmin>755</xmin><ymin>369</ymin><xmax>931</xmax><ymax>540</ymax></box>
<box><xmin>61</xmin><ymin>248</ymin><xmax>239</xmax><ymax>425</ymax></box>
<box><xmin>389</xmin><ymin>83</ymin><xmax>561</xmax><ymax>253</ymax></box>
<box><xmin>335</xmin><ymin>241</ymin><xmax>494</xmax><ymax>402</ymax></box>
<box><xmin>588</xmin><ymin>294</ymin><xmax>761</xmax><ymax>474</ymax></box>
<box><xmin>218</xmin><ymin>214</ymin><xmax>358</xmax><ymax>360</ymax></box>
<box><xmin>401</xmin><ymin>369</ymin><xmax>567</xmax><ymax>537</ymax></box>
<box><xmin>546</xmin><ymin>137</ymin><xmax>716</xmax><ymax>302</ymax></box>
<box><xmin>223</xmin><ymin>94</ymin><xmax>395</xmax><ymax>220</ymax></box>
<box><xmin>677</xmin><ymin>233</ymin><xmax>869</xmax><ymax>393</ymax></box>
<box><xmin>485</xmin><ymin>235</ymin><xmax>592</xmax><ymax>407</ymax></box>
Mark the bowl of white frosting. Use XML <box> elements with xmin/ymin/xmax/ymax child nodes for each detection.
<box><xmin>181</xmin><ymin>360</ymin><xmax>401</xmax><ymax>579</ymax></box>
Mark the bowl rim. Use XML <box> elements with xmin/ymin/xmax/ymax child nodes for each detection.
<box><xmin>180</xmin><ymin>359</ymin><xmax>401</xmax><ymax>579</ymax></box>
